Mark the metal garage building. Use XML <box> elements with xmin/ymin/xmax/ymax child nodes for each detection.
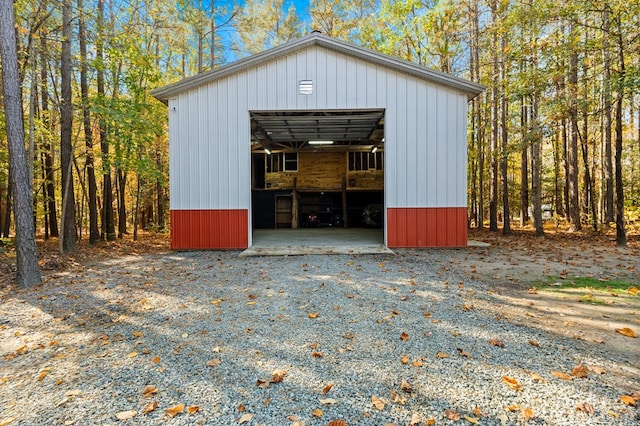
<box><xmin>151</xmin><ymin>32</ymin><xmax>483</xmax><ymax>250</ymax></box>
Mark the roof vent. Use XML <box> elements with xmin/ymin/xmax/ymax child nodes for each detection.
<box><xmin>298</xmin><ymin>80</ymin><xmax>313</xmax><ymax>95</ymax></box>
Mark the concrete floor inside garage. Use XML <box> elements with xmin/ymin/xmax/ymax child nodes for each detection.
<box><xmin>240</xmin><ymin>228</ymin><xmax>392</xmax><ymax>256</ymax></box>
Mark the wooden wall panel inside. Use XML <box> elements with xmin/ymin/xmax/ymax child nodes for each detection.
<box><xmin>262</xmin><ymin>152</ymin><xmax>383</xmax><ymax>191</ymax></box>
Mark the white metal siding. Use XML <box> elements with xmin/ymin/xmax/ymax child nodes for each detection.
<box><xmin>169</xmin><ymin>45</ymin><xmax>468</xmax><ymax>211</ymax></box>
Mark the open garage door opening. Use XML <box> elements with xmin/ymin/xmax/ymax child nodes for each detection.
<box><xmin>249</xmin><ymin>109</ymin><xmax>386</xmax><ymax>250</ymax></box>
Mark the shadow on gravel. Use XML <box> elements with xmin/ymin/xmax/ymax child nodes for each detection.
<box><xmin>1</xmin><ymin>250</ymin><xmax>639</xmax><ymax>425</ymax></box>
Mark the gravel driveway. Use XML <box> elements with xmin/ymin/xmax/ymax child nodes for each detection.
<box><xmin>1</xmin><ymin>250</ymin><xmax>638</xmax><ymax>425</ymax></box>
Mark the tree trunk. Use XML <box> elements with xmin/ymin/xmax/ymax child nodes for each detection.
<box><xmin>78</xmin><ymin>0</ymin><xmax>99</xmax><ymax>244</ymax></box>
<box><xmin>520</xmin><ymin>96</ymin><xmax>529</xmax><ymax>227</ymax></box>
<box><xmin>489</xmin><ymin>0</ymin><xmax>499</xmax><ymax>232</ymax></box>
<box><xmin>500</xmin><ymin>33</ymin><xmax>510</xmax><ymax>235</ymax></box>
<box><xmin>156</xmin><ymin>177</ymin><xmax>164</xmax><ymax>231</ymax></box>
<box><xmin>60</xmin><ymin>0</ymin><xmax>77</xmax><ymax>252</ymax></box>
<box><xmin>2</xmin><ymin>176</ymin><xmax>11</xmax><ymax>238</ymax></box>
<box><xmin>530</xmin><ymin>51</ymin><xmax>543</xmax><ymax>237</ymax></box>
<box><xmin>117</xmin><ymin>168</ymin><xmax>127</xmax><ymax>238</ymax></box>
<box><xmin>40</xmin><ymin>35</ymin><xmax>58</xmax><ymax>238</ymax></box>
<box><xmin>97</xmin><ymin>0</ymin><xmax>116</xmax><ymax>241</ymax></box>
<box><xmin>614</xmin><ymin>25</ymin><xmax>627</xmax><ymax>247</ymax></box>
<box><xmin>602</xmin><ymin>5</ymin><xmax>614</xmax><ymax>224</ymax></box>
<box><xmin>567</xmin><ymin>45</ymin><xmax>581</xmax><ymax>231</ymax></box>
<box><xmin>580</xmin><ymin>98</ymin><xmax>597</xmax><ymax>231</ymax></box>
<box><xmin>0</xmin><ymin>0</ymin><xmax>42</xmax><ymax>286</ymax></box>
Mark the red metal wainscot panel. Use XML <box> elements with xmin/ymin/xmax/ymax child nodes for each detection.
<box><xmin>387</xmin><ymin>207</ymin><xmax>468</xmax><ymax>248</ymax></box>
<box><xmin>170</xmin><ymin>209</ymin><xmax>248</xmax><ymax>250</ymax></box>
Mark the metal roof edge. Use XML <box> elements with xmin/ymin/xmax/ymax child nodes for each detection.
<box><xmin>150</xmin><ymin>33</ymin><xmax>485</xmax><ymax>102</ymax></box>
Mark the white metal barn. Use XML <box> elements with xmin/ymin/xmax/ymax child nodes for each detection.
<box><xmin>152</xmin><ymin>33</ymin><xmax>483</xmax><ymax>250</ymax></box>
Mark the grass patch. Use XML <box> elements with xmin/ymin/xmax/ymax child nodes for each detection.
<box><xmin>535</xmin><ymin>276</ymin><xmax>639</xmax><ymax>305</ymax></box>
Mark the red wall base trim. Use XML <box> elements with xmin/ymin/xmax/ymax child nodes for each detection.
<box><xmin>387</xmin><ymin>207</ymin><xmax>467</xmax><ymax>248</ymax></box>
<box><xmin>170</xmin><ymin>209</ymin><xmax>248</xmax><ymax>250</ymax></box>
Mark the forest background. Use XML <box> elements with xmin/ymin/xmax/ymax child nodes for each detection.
<box><xmin>1</xmin><ymin>0</ymin><xmax>639</xmax><ymax>281</ymax></box>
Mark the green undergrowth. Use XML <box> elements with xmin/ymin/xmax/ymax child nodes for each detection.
<box><xmin>536</xmin><ymin>276</ymin><xmax>639</xmax><ymax>305</ymax></box>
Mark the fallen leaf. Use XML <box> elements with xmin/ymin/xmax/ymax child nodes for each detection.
<box><xmin>465</xmin><ymin>416</ymin><xmax>480</xmax><ymax>424</ymax></box>
<box><xmin>256</xmin><ymin>378</ymin><xmax>270</xmax><ymax>389</ymax></box>
<box><xmin>401</xmin><ymin>355</ymin><xmax>409</xmax><ymax>364</ymax></box>
<box><xmin>607</xmin><ymin>410</ymin><xmax>619</xmax><ymax>417</ymax></box>
<box><xmin>587</xmin><ymin>365</ymin><xmax>606</xmax><ymax>375</ymax></box>
<box><xmin>271</xmin><ymin>369</ymin><xmax>287</xmax><ymax>383</ymax></box>
<box><xmin>401</xmin><ymin>380</ymin><xmax>413</xmax><ymax>393</ymax></box>
<box><xmin>621</xmin><ymin>395</ymin><xmax>636</xmax><ymax>406</ymax></box>
<box><xmin>424</xmin><ymin>311</ymin><xmax>432</xmax><ymax>318</ymax></box>
<box><xmin>489</xmin><ymin>339</ymin><xmax>505</xmax><ymax>348</ymax></box>
<box><xmin>237</xmin><ymin>404</ymin><xmax>246</xmax><ymax>412</ymax></box>
<box><xmin>576</xmin><ymin>403</ymin><xmax>595</xmax><ymax>415</ymax></box>
<box><xmin>371</xmin><ymin>395</ymin><xmax>386</xmax><ymax>410</ymax></box>
<box><xmin>187</xmin><ymin>405</ymin><xmax>200</xmax><ymax>414</ymax></box>
<box><xmin>528</xmin><ymin>340</ymin><xmax>540</xmax><ymax>347</ymax></box>
<box><xmin>436</xmin><ymin>352</ymin><xmax>450</xmax><ymax>359</ymax></box>
<box><xmin>571</xmin><ymin>365</ymin><xmax>589</xmax><ymax>378</ymax></box>
<box><xmin>521</xmin><ymin>408</ymin><xmax>535</xmax><ymax>420</ymax></box>
<box><xmin>327</xmin><ymin>420</ymin><xmax>347</xmax><ymax>426</ymax></box>
<box><xmin>152</xmin><ymin>356</ymin><xmax>161</xmax><ymax>364</ymax></box>
<box><xmin>525</xmin><ymin>371</ymin><xmax>545</xmax><ymax>382</ymax></box>
<box><xmin>312</xmin><ymin>408</ymin><xmax>323</xmax><ymax>417</ymax></box>
<box><xmin>142</xmin><ymin>401</ymin><xmax>158</xmax><ymax>414</ymax></box>
<box><xmin>133</xmin><ymin>331</ymin><xmax>144</xmax><ymax>338</ymax></box>
<box><xmin>322</xmin><ymin>383</ymin><xmax>333</xmax><ymax>394</ymax></box>
<box><xmin>343</xmin><ymin>332</ymin><xmax>356</xmax><ymax>339</ymax></box>
<box><xmin>238</xmin><ymin>413</ymin><xmax>254</xmax><ymax>423</ymax></box>
<box><xmin>390</xmin><ymin>389</ymin><xmax>406</xmax><ymax>404</ymax></box>
<box><xmin>37</xmin><ymin>371</ymin><xmax>48</xmax><ymax>381</ymax></box>
<box><xmin>115</xmin><ymin>410</ymin><xmax>137</xmax><ymax>420</ymax></box>
<box><xmin>615</xmin><ymin>327</ymin><xmax>637</xmax><ymax>338</ymax></box>
<box><xmin>472</xmin><ymin>406</ymin><xmax>483</xmax><ymax>416</ymax></box>
<box><xmin>206</xmin><ymin>359</ymin><xmax>222</xmax><ymax>367</ymax></box>
<box><xmin>127</xmin><ymin>351</ymin><xmax>138</xmax><ymax>358</ymax></box>
<box><xmin>309</xmin><ymin>342</ymin><xmax>320</xmax><ymax>349</ymax></box>
<box><xmin>308</xmin><ymin>312</ymin><xmax>319</xmax><ymax>318</ymax></box>
<box><xmin>400</xmin><ymin>332</ymin><xmax>409</xmax><ymax>341</ymax></box>
<box><xmin>412</xmin><ymin>360</ymin><xmax>423</xmax><ymax>367</ymax></box>
<box><xmin>0</xmin><ymin>417</ymin><xmax>16</xmax><ymax>426</ymax></box>
<box><xmin>502</xmin><ymin>376</ymin><xmax>523</xmax><ymax>391</ymax></box>
<box><xmin>551</xmin><ymin>371</ymin><xmax>572</xmax><ymax>381</ymax></box>
<box><xmin>142</xmin><ymin>385</ymin><xmax>159</xmax><ymax>397</ymax></box>
<box><xmin>166</xmin><ymin>403</ymin><xmax>185</xmax><ymax>417</ymax></box>
<box><xmin>456</xmin><ymin>348</ymin><xmax>472</xmax><ymax>358</ymax></box>
<box><xmin>444</xmin><ymin>409</ymin><xmax>460</xmax><ymax>421</ymax></box>
<box><xmin>312</xmin><ymin>351</ymin><xmax>323</xmax><ymax>358</ymax></box>
<box><xmin>319</xmin><ymin>398</ymin><xmax>338</xmax><ymax>405</ymax></box>
<box><xmin>400</xmin><ymin>414</ymin><xmax>417</xmax><ymax>426</ymax></box>
<box><xmin>426</xmin><ymin>419</ymin><xmax>436</xmax><ymax>426</ymax></box>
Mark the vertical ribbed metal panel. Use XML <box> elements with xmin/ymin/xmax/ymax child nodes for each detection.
<box><xmin>168</xmin><ymin>43</ymin><xmax>471</xmax><ymax>248</ymax></box>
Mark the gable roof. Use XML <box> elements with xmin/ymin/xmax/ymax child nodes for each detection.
<box><xmin>151</xmin><ymin>32</ymin><xmax>484</xmax><ymax>103</ymax></box>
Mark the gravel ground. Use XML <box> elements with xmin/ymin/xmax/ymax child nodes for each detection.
<box><xmin>1</xmin><ymin>249</ymin><xmax>638</xmax><ymax>425</ymax></box>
